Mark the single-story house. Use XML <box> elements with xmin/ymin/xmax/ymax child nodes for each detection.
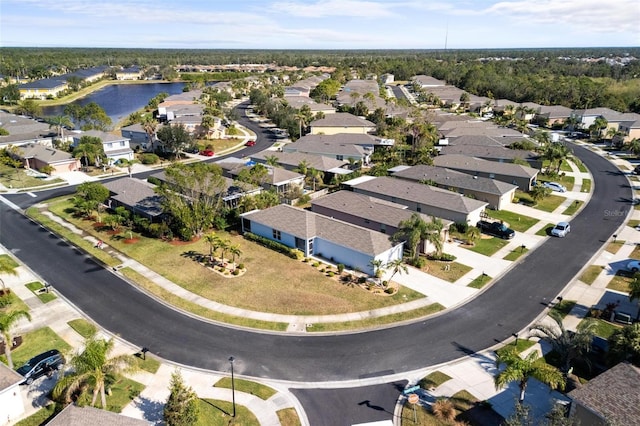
<box><xmin>432</xmin><ymin>154</ymin><xmax>539</xmax><ymax>191</ymax></box>
<box><xmin>411</xmin><ymin>75</ymin><xmax>446</xmax><ymax>88</ymax></box>
<box><xmin>47</xmin><ymin>404</ymin><xmax>150</xmax><ymax>426</ymax></box>
<box><xmin>0</xmin><ymin>111</ymin><xmax>56</xmax><ymax>147</ymax></box>
<box><xmin>310</xmin><ymin>113</ymin><xmax>376</xmax><ymax>135</ymax></box>
<box><xmin>568</xmin><ymin>362</ymin><xmax>640</xmax><ymax>426</ymax></box>
<box><xmin>284</xmin><ymin>96</ymin><xmax>336</xmax><ymax>115</ymax></box>
<box><xmin>215</xmin><ymin>158</ymin><xmax>305</xmax><ymax>195</ymax></box>
<box><xmin>72</xmin><ymin>130</ymin><xmax>134</xmax><ymax>164</ymax></box>
<box><xmin>14</xmin><ymin>143</ymin><xmax>80</xmax><ymax>175</ymax></box>
<box><xmin>615</xmin><ymin>118</ymin><xmax>640</xmax><ymax>145</ymax></box>
<box><xmin>438</xmin><ymin>138</ymin><xmax>542</xmax><ymax>169</ymax></box>
<box><xmin>391</xmin><ymin>164</ymin><xmax>517</xmax><ymax>210</ymax></box>
<box><xmin>343</xmin><ymin>175</ymin><xmax>488</xmax><ymax>225</ymax></box>
<box><xmin>250</xmin><ymin>151</ymin><xmax>353</xmax><ymax>179</ymax></box>
<box><xmin>535</xmin><ymin>105</ymin><xmax>573</xmax><ymax>126</ymax></box>
<box><xmin>102</xmin><ymin>177</ymin><xmax>165</xmax><ymax>220</ymax></box>
<box><xmin>157</xmin><ymin>90</ymin><xmax>203</xmax><ymax>119</ymax></box>
<box><xmin>311</xmin><ymin>190</ymin><xmax>452</xmax><ymax>254</ymax></box>
<box><xmin>0</xmin><ymin>362</ymin><xmax>25</xmax><ymax>424</ymax></box>
<box><xmin>283</xmin><ymin>135</ymin><xmax>373</xmax><ymax>165</ymax></box>
<box><xmin>240</xmin><ymin>204</ymin><xmax>404</xmax><ymax>275</ymax></box>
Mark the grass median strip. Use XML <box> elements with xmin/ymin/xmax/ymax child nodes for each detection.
<box><xmin>306</xmin><ymin>303</ymin><xmax>444</xmax><ymax>332</ymax></box>
<box><xmin>214</xmin><ymin>377</ymin><xmax>276</xmax><ymax>400</ymax></box>
<box><xmin>119</xmin><ymin>267</ymin><xmax>288</xmax><ymax>331</ymax></box>
<box><xmin>67</xmin><ymin>318</ymin><xmax>97</xmax><ymax>338</ymax></box>
<box><xmin>25</xmin><ymin>281</ymin><xmax>57</xmax><ymax>303</ymax></box>
<box><xmin>468</xmin><ymin>274</ymin><xmax>491</xmax><ymax>289</ymax></box>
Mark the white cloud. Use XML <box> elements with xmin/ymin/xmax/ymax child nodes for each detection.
<box><xmin>270</xmin><ymin>0</ymin><xmax>395</xmax><ymax>18</ymax></box>
<box><xmin>482</xmin><ymin>0</ymin><xmax>639</xmax><ymax>33</ymax></box>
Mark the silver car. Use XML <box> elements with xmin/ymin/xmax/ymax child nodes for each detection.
<box><xmin>543</xmin><ymin>182</ymin><xmax>567</xmax><ymax>193</ymax></box>
<box><xmin>551</xmin><ymin>222</ymin><xmax>570</xmax><ymax>237</ymax></box>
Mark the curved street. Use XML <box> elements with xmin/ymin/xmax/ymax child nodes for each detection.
<box><xmin>0</xmin><ymin>140</ymin><xmax>631</xmax><ymax>384</ymax></box>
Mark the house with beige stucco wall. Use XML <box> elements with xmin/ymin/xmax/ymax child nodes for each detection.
<box><xmin>309</xmin><ymin>113</ymin><xmax>375</xmax><ymax>135</ymax></box>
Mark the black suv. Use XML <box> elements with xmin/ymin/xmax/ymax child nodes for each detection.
<box><xmin>16</xmin><ymin>349</ymin><xmax>65</xmax><ymax>385</ymax></box>
<box><xmin>476</xmin><ymin>220</ymin><xmax>515</xmax><ymax>239</ymax></box>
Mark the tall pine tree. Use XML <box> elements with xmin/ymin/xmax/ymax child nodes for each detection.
<box><xmin>164</xmin><ymin>370</ymin><xmax>199</xmax><ymax>426</ymax></box>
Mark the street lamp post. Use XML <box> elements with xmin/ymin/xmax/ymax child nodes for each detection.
<box><xmin>229</xmin><ymin>356</ymin><xmax>236</xmax><ymax>417</ymax></box>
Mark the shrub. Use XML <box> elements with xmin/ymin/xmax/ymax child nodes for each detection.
<box><xmin>432</xmin><ymin>399</ymin><xmax>456</xmax><ymax>422</ymax></box>
<box><xmin>233</xmin><ymin>269</ymin><xmax>240</xmax><ymax>275</ymax></box>
<box><xmin>327</xmin><ymin>271</ymin><xmax>334</xmax><ymax>277</ymax></box>
<box><xmin>428</xmin><ymin>253</ymin><xmax>457</xmax><ymax>262</ymax></box>
<box><xmin>312</xmin><ymin>262</ymin><xmax>320</xmax><ymax>267</ymax></box>
<box><xmin>384</xmin><ymin>287</ymin><xmax>394</xmax><ymax>294</ymax></box>
<box><xmin>358</xmin><ymin>276</ymin><xmax>367</xmax><ymax>284</ymax></box>
<box><xmin>237</xmin><ymin>263</ymin><xmax>245</xmax><ymax>270</ymax></box>
<box><xmin>147</xmin><ymin>176</ymin><xmax>161</xmax><ymax>186</ymax></box>
<box><xmin>454</xmin><ymin>221</ymin><xmax>469</xmax><ymax>233</ymax></box>
<box><xmin>320</xmin><ymin>268</ymin><xmax>326</xmax><ymax>273</ymax></box>
<box><xmin>243</xmin><ymin>232</ymin><xmax>301</xmax><ymax>259</ymax></box>
<box><xmin>140</xmin><ymin>153</ymin><xmax>160</xmax><ymax>165</ymax></box>
<box><xmin>337</xmin><ymin>263</ymin><xmax>345</xmax><ymax>273</ymax></box>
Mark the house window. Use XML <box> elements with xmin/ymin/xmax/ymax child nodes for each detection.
<box><xmin>416</xmin><ymin>205</ymin><xmax>422</xmax><ymax>212</ymax></box>
<box><xmin>242</xmin><ymin>218</ymin><xmax>251</xmax><ymax>233</ymax></box>
<box><xmin>336</xmin><ymin>155</ymin><xmax>344</xmax><ymax>161</ymax></box>
<box><xmin>120</xmin><ymin>141</ymin><xmax>126</xmax><ymax>147</ymax></box>
<box><xmin>272</xmin><ymin>229</ymin><xmax>281</xmax><ymax>240</ymax></box>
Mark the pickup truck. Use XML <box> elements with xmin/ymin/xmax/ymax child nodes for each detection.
<box><xmin>476</xmin><ymin>220</ymin><xmax>515</xmax><ymax>239</ymax></box>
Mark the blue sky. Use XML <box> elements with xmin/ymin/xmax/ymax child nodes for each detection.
<box><xmin>2</xmin><ymin>0</ymin><xmax>638</xmax><ymax>49</ymax></box>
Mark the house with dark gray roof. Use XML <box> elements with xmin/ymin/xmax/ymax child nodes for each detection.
<box><xmin>432</xmin><ymin>154</ymin><xmax>538</xmax><ymax>191</ymax></box>
<box><xmin>310</xmin><ymin>113</ymin><xmax>375</xmax><ymax>135</ymax></box>
<box><xmin>250</xmin><ymin>151</ymin><xmax>352</xmax><ymax>179</ymax></box>
<box><xmin>391</xmin><ymin>164</ymin><xmax>517</xmax><ymax>210</ymax></box>
<box><xmin>0</xmin><ymin>362</ymin><xmax>25</xmax><ymax>424</ymax></box>
<box><xmin>103</xmin><ymin>177</ymin><xmax>164</xmax><ymax>220</ymax></box>
<box><xmin>71</xmin><ymin>130</ymin><xmax>134</xmax><ymax>164</ymax></box>
<box><xmin>215</xmin><ymin>158</ymin><xmax>305</xmax><ymax>195</ymax></box>
<box><xmin>18</xmin><ymin>78</ymin><xmax>68</xmax><ymax>100</ymax></box>
<box><xmin>241</xmin><ymin>204</ymin><xmax>404</xmax><ymax>275</ymax></box>
<box><xmin>438</xmin><ymin>140</ymin><xmax>541</xmax><ymax>169</ymax></box>
<box><xmin>311</xmin><ymin>190</ymin><xmax>452</xmax><ymax>255</ymax></box>
<box><xmin>568</xmin><ymin>362</ymin><xmax>640</xmax><ymax>426</ymax></box>
<box><xmin>343</xmin><ymin>176</ymin><xmax>488</xmax><ymax>225</ymax></box>
<box><xmin>412</xmin><ymin>75</ymin><xmax>446</xmax><ymax>87</ymax></box>
<box><xmin>283</xmin><ymin>134</ymin><xmax>373</xmax><ymax>164</ymax></box>
<box><xmin>535</xmin><ymin>105</ymin><xmax>573</xmax><ymax>126</ymax></box>
<box><xmin>0</xmin><ymin>111</ymin><xmax>56</xmax><ymax>146</ymax></box>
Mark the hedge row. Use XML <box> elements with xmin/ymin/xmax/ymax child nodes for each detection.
<box><xmin>243</xmin><ymin>232</ymin><xmax>303</xmax><ymax>260</ymax></box>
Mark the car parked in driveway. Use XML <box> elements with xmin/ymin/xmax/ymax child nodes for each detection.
<box><xmin>542</xmin><ymin>181</ymin><xmax>567</xmax><ymax>192</ymax></box>
<box><xmin>551</xmin><ymin>221</ymin><xmax>571</xmax><ymax>237</ymax></box>
<box><xmin>17</xmin><ymin>349</ymin><xmax>65</xmax><ymax>385</ymax></box>
<box><xmin>476</xmin><ymin>220</ymin><xmax>515</xmax><ymax>239</ymax></box>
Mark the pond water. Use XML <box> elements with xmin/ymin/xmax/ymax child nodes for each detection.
<box><xmin>41</xmin><ymin>82</ymin><xmax>186</xmax><ymax>126</ymax></box>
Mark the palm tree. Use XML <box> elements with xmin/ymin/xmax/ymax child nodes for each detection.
<box><xmin>385</xmin><ymin>258</ymin><xmax>408</xmax><ymax>284</ymax></box>
<box><xmin>228</xmin><ymin>244</ymin><xmax>242</xmax><ymax>270</ymax></box>
<box><xmin>494</xmin><ymin>347</ymin><xmax>565</xmax><ymax>404</ymax></box>
<box><xmin>308</xmin><ymin>168</ymin><xmax>324</xmax><ymax>191</ymax></box>
<box><xmin>529</xmin><ymin>311</ymin><xmax>597</xmax><ymax>375</ymax></box>
<box><xmin>47</xmin><ymin>115</ymin><xmax>74</xmax><ymax>140</ymax></box>
<box><xmin>0</xmin><ymin>256</ymin><xmax>19</xmax><ymax>291</ymax></box>
<box><xmin>369</xmin><ymin>259</ymin><xmax>384</xmax><ymax>280</ymax></box>
<box><xmin>465</xmin><ymin>226</ymin><xmax>481</xmax><ymax>246</ymax></box>
<box><xmin>294</xmin><ymin>160</ymin><xmax>310</xmax><ymax>177</ymax></box>
<box><xmin>141</xmin><ymin>115</ymin><xmax>157</xmax><ymax>150</ymax></box>
<box><xmin>53</xmin><ymin>336</ymin><xmax>138</xmax><ymax>409</ymax></box>
<box><xmin>425</xmin><ymin>216</ymin><xmax>444</xmax><ymax>257</ymax></box>
<box><xmin>265</xmin><ymin>155</ymin><xmax>279</xmax><ymax>167</ymax></box>
<box><xmin>0</xmin><ymin>310</ymin><xmax>32</xmax><ymax>368</ymax></box>
<box><xmin>218</xmin><ymin>239</ymin><xmax>230</xmax><ymax>266</ymax></box>
<box><xmin>393</xmin><ymin>213</ymin><xmax>430</xmax><ymax>261</ymax></box>
<box><xmin>204</xmin><ymin>233</ymin><xmax>222</xmax><ymax>263</ymax></box>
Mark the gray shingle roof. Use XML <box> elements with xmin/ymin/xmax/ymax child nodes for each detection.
<box><xmin>347</xmin><ymin>176</ymin><xmax>488</xmax><ymax>213</ymax></box>
<box><xmin>0</xmin><ymin>362</ymin><xmax>23</xmax><ymax>391</ymax></box>
<box><xmin>310</xmin><ymin>113</ymin><xmax>375</xmax><ymax>128</ymax></box>
<box><xmin>243</xmin><ymin>204</ymin><xmax>397</xmax><ymax>256</ymax></box>
<box><xmin>103</xmin><ymin>177</ymin><xmax>164</xmax><ymax>217</ymax></box>
<box><xmin>568</xmin><ymin>362</ymin><xmax>640</xmax><ymax>426</ymax></box>
<box><xmin>392</xmin><ymin>164</ymin><xmax>518</xmax><ymax>195</ymax></box>
<box><xmin>72</xmin><ymin>130</ymin><xmax>129</xmax><ymax>143</ymax></box>
<box><xmin>0</xmin><ymin>111</ymin><xmax>55</xmax><ymax>144</ymax></box>
<box><xmin>296</xmin><ymin>133</ymin><xmax>378</xmax><ymax>146</ymax></box>
<box><xmin>311</xmin><ymin>190</ymin><xmax>453</xmax><ymax>229</ymax></box>
<box><xmin>16</xmin><ymin>143</ymin><xmax>76</xmax><ymax>164</ymax></box>
<box><xmin>47</xmin><ymin>404</ymin><xmax>151</xmax><ymax>426</ymax></box>
<box><xmin>439</xmin><ymin>144</ymin><xmax>538</xmax><ymax>162</ymax></box>
<box><xmin>250</xmin><ymin>151</ymin><xmax>349</xmax><ymax>172</ymax></box>
<box><xmin>433</xmin><ymin>154</ymin><xmax>539</xmax><ymax>178</ymax></box>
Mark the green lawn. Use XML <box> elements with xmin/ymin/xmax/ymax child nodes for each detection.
<box><xmin>533</xmin><ymin>194</ymin><xmax>565</xmax><ymax>213</ymax></box>
<box><xmin>562</xmin><ymin>200</ymin><xmax>584</xmax><ymax>215</ymax></box>
<box><xmin>580</xmin><ymin>265</ymin><xmax>604</xmax><ymax>285</ymax></box>
<box><xmin>214</xmin><ymin>377</ymin><xmax>277</xmax><ymax>400</ymax></box>
<box><xmin>277</xmin><ymin>408</ymin><xmax>302</xmax><ymax>426</ymax></box>
<box><xmin>419</xmin><ymin>371</ymin><xmax>452</xmax><ymax>389</ymax></box>
<box><xmin>421</xmin><ymin>259</ymin><xmax>472</xmax><ymax>283</ymax></box>
<box><xmin>496</xmin><ymin>339</ymin><xmax>537</xmax><ymax>356</ymax></box>
<box><xmin>0</xmin><ymin>291</ymin><xmax>30</xmax><ymax>314</ymax></box>
<box><xmin>559</xmin><ymin>160</ymin><xmax>572</xmax><ymax>172</ymax></box>
<box><xmin>0</xmin><ymin>327</ymin><xmax>72</xmax><ymax>368</ymax></box>
<box><xmin>537</xmin><ymin>174</ymin><xmax>576</xmax><ymax>191</ymax></box>
<box><xmin>67</xmin><ymin>318</ymin><xmax>97</xmax><ymax>339</ymax></box>
<box><xmin>133</xmin><ymin>352</ymin><xmax>161</xmax><ymax>374</ymax></box>
<box><xmin>0</xmin><ymin>164</ymin><xmax>65</xmax><ymax>190</ymax></box>
<box><xmin>607</xmin><ymin>272</ymin><xmax>632</xmax><ymax>292</ymax></box>
<box><xmin>589</xmin><ymin>318</ymin><xmax>623</xmax><ymax>339</ymax></box>
<box><xmin>14</xmin><ymin>403</ymin><xmax>60</xmax><ymax>426</ymax></box>
<box><xmin>628</xmin><ymin>219</ymin><xmax>640</xmax><ymax>229</ymax></box>
<box><xmin>550</xmin><ymin>300</ymin><xmax>577</xmax><ymax>318</ymax></box>
<box><xmin>581</xmin><ymin>179</ymin><xmax>592</xmax><ymax>193</ymax></box>
<box><xmin>485</xmin><ymin>210</ymin><xmax>539</xmax><ymax>232</ymax></box>
<box><xmin>468</xmin><ymin>274</ymin><xmax>491</xmax><ymax>289</ymax></box>
<box><xmin>103</xmin><ymin>376</ymin><xmax>145</xmax><ymax>413</ymax></box>
<box><xmin>536</xmin><ymin>223</ymin><xmax>555</xmax><ymax>236</ymax></box>
<box><xmin>307</xmin><ymin>303</ymin><xmax>444</xmax><ymax>332</ymax></box>
<box><xmin>43</xmin><ymin>197</ymin><xmax>425</xmax><ymax>317</ymax></box>
<box><xmin>465</xmin><ymin>237</ymin><xmax>510</xmax><ymax>256</ymax></box>
<box><xmin>605</xmin><ymin>241</ymin><xmax>625</xmax><ymax>254</ymax></box>
<box><xmin>196</xmin><ymin>399</ymin><xmax>259</xmax><ymax>426</ymax></box>
<box><xmin>25</xmin><ymin>281</ymin><xmax>57</xmax><ymax>303</ymax></box>
<box><xmin>575</xmin><ymin>160</ymin><xmax>588</xmax><ymax>173</ymax></box>
<box><xmin>503</xmin><ymin>247</ymin><xmax>528</xmax><ymax>261</ymax></box>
